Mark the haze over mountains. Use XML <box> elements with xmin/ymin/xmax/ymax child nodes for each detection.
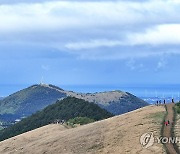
<box><xmin>0</xmin><ymin>84</ymin><xmax>148</xmax><ymax>123</ymax></box>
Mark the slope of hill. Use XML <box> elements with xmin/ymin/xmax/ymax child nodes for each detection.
<box><xmin>0</xmin><ymin>97</ymin><xmax>113</xmax><ymax>141</ymax></box>
<box><xmin>47</xmin><ymin>84</ymin><xmax>149</xmax><ymax>115</ymax></box>
<box><xmin>68</xmin><ymin>91</ymin><xmax>148</xmax><ymax>115</ymax></box>
<box><xmin>0</xmin><ymin>84</ymin><xmax>148</xmax><ymax>123</ymax></box>
<box><xmin>0</xmin><ymin>84</ymin><xmax>66</xmax><ymax>121</ymax></box>
<box><xmin>0</xmin><ymin>105</ymin><xmax>165</xmax><ymax>154</ymax></box>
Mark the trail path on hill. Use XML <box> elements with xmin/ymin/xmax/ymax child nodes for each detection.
<box><xmin>163</xmin><ymin>103</ymin><xmax>177</xmax><ymax>154</ymax></box>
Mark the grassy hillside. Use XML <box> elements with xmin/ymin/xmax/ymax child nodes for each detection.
<box><xmin>101</xmin><ymin>92</ymin><xmax>148</xmax><ymax>115</ymax></box>
<box><xmin>0</xmin><ymin>106</ymin><xmax>165</xmax><ymax>154</ymax></box>
<box><xmin>0</xmin><ymin>97</ymin><xmax>113</xmax><ymax>141</ymax></box>
<box><xmin>67</xmin><ymin>90</ymin><xmax>149</xmax><ymax>115</ymax></box>
<box><xmin>0</xmin><ymin>84</ymin><xmax>66</xmax><ymax>120</ymax></box>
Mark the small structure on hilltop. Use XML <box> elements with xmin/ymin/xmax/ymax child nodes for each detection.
<box><xmin>39</xmin><ymin>76</ymin><xmax>49</xmax><ymax>87</ymax></box>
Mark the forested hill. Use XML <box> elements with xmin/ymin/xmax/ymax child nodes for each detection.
<box><xmin>0</xmin><ymin>97</ymin><xmax>113</xmax><ymax>141</ymax></box>
<box><xmin>0</xmin><ymin>84</ymin><xmax>66</xmax><ymax>118</ymax></box>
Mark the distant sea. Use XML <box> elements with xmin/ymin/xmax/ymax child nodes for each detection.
<box><xmin>1</xmin><ymin>84</ymin><xmax>180</xmax><ymax>104</ymax></box>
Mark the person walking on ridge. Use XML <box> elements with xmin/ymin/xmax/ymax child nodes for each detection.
<box><xmin>168</xmin><ymin>120</ymin><xmax>170</xmax><ymax>125</ymax></box>
<box><xmin>159</xmin><ymin>100</ymin><xmax>161</xmax><ymax>105</ymax></box>
<box><xmin>156</xmin><ymin>100</ymin><xmax>159</xmax><ymax>106</ymax></box>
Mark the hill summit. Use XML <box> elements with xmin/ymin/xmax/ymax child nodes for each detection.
<box><xmin>0</xmin><ymin>84</ymin><xmax>148</xmax><ymax>122</ymax></box>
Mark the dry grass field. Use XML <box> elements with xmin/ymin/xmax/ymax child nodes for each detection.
<box><xmin>0</xmin><ymin>105</ymin><xmax>166</xmax><ymax>154</ymax></box>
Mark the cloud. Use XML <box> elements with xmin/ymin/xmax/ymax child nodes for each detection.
<box><xmin>65</xmin><ymin>24</ymin><xmax>180</xmax><ymax>50</ymax></box>
<box><xmin>0</xmin><ymin>0</ymin><xmax>59</xmax><ymax>4</ymax></box>
<box><xmin>0</xmin><ymin>0</ymin><xmax>180</xmax><ymax>33</ymax></box>
<box><xmin>1</xmin><ymin>0</ymin><xmax>180</xmax><ymax>61</ymax></box>
<box><xmin>126</xmin><ymin>59</ymin><xmax>144</xmax><ymax>71</ymax></box>
<box><xmin>65</xmin><ymin>39</ymin><xmax>123</xmax><ymax>50</ymax></box>
<box><xmin>127</xmin><ymin>24</ymin><xmax>180</xmax><ymax>46</ymax></box>
<box><xmin>62</xmin><ymin>23</ymin><xmax>180</xmax><ymax>60</ymax></box>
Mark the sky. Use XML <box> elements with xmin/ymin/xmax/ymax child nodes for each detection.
<box><xmin>1</xmin><ymin>0</ymin><xmax>180</xmax><ymax>95</ymax></box>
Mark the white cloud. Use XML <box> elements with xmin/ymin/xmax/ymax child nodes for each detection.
<box><xmin>128</xmin><ymin>24</ymin><xmax>180</xmax><ymax>46</ymax></box>
<box><xmin>1</xmin><ymin>0</ymin><xmax>180</xmax><ymax>60</ymax></box>
<box><xmin>62</xmin><ymin>23</ymin><xmax>180</xmax><ymax>60</ymax></box>
<box><xmin>65</xmin><ymin>24</ymin><xmax>180</xmax><ymax>50</ymax></box>
<box><xmin>0</xmin><ymin>0</ymin><xmax>180</xmax><ymax>33</ymax></box>
<box><xmin>65</xmin><ymin>39</ymin><xmax>124</xmax><ymax>50</ymax></box>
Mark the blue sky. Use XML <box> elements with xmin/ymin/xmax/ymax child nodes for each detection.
<box><xmin>1</xmin><ymin>0</ymin><xmax>180</xmax><ymax>95</ymax></box>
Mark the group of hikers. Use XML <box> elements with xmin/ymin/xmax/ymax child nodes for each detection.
<box><xmin>155</xmin><ymin>99</ymin><xmax>175</xmax><ymax>127</ymax></box>
<box><xmin>156</xmin><ymin>100</ymin><xmax>166</xmax><ymax>106</ymax></box>
<box><xmin>164</xmin><ymin>120</ymin><xmax>171</xmax><ymax>126</ymax></box>
<box><xmin>156</xmin><ymin>98</ymin><xmax>174</xmax><ymax>106</ymax></box>
<box><xmin>53</xmin><ymin>119</ymin><xmax>65</xmax><ymax>125</ymax></box>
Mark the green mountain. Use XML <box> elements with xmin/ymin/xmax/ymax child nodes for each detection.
<box><xmin>0</xmin><ymin>97</ymin><xmax>113</xmax><ymax>141</ymax></box>
<box><xmin>0</xmin><ymin>84</ymin><xmax>66</xmax><ymax>121</ymax></box>
<box><xmin>0</xmin><ymin>84</ymin><xmax>148</xmax><ymax>123</ymax></box>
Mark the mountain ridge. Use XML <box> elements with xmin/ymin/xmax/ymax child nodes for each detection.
<box><xmin>47</xmin><ymin>84</ymin><xmax>148</xmax><ymax>114</ymax></box>
<box><xmin>0</xmin><ymin>84</ymin><xmax>148</xmax><ymax>122</ymax></box>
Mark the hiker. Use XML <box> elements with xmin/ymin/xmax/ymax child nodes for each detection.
<box><xmin>159</xmin><ymin>100</ymin><xmax>161</xmax><ymax>105</ymax></box>
<box><xmin>157</xmin><ymin>101</ymin><xmax>159</xmax><ymax>106</ymax></box>
<box><xmin>165</xmin><ymin>121</ymin><xmax>168</xmax><ymax>126</ymax></box>
<box><xmin>61</xmin><ymin>120</ymin><xmax>65</xmax><ymax>124</ymax></box>
<box><xmin>164</xmin><ymin>100</ymin><xmax>166</xmax><ymax>104</ymax></box>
